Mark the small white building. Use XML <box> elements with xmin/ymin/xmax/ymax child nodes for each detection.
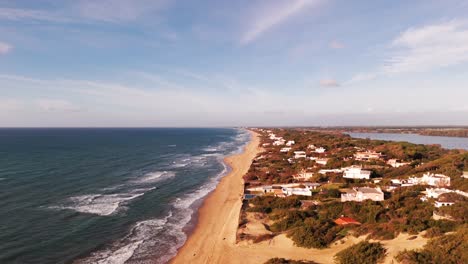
<box><xmin>435</xmin><ymin>201</ymin><xmax>455</xmax><ymax>208</ymax></box>
<box><xmin>354</xmin><ymin>151</ymin><xmax>383</xmax><ymax>161</ymax></box>
<box><xmin>425</xmin><ymin>188</ymin><xmax>452</xmax><ymax>199</ymax></box>
<box><xmin>273</xmin><ymin>139</ymin><xmax>285</xmax><ymax>146</ymax></box>
<box><xmin>315</xmin><ymin>158</ymin><xmax>329</xmax><ymax>165</ymax></box>
<box><xmin>246</xmin><ymin>185</ymin><xmax>275</xmax><ymax>194</ymax></box>
<box><xmin>462</xmin><ymin>171</ymin><xmax>468</xmax><ymax>179</ymax></box>
<box><xmin>286</xmin><ymin>140</ymin><xmax>295</xmax><ymax>146</ymax></box>
<box><xmin>293</xmin><ymin>171</ymin><xmax>314</xmax><ymax>181</ymax></box>
<box><xmin>294</xmin><ymin>151</ymin><xmax>307</xmax><ymax>159</ymax></box>
<box><xmin>314</xmin><ymin>147</ymin><xmax>326</xmax><ymax>154</ymax></box>
<box><xmin>341</xmin><ymin>187</ymin><xmax>384</xmax><ymax>202</ymax></box>
<box><xmin>342</xmin><ymin>165</ymin><xmax>372</xmax><ymax>180</ymax></box>
<box><xmin>280</xmin><ymin>147</ymin><xmax>291</xmax><ymax>153</ymax></box>
<box><xmin>387</xmin><ymin>159</ymin><xmax>410</xmax><ymax>168</ymax></box>
<box><xmin>282</xmin><ymin>187</ymin><xmax>312</xmax><ymax>196</ymax></box>
<box><xmin>319</xmin><ymin>168</ymin><xmax>343</xmax><ymax>174</ymax></box>
<box><xmin>409</xmin><ymin>173</ymin><xmax>451</xmax><ymax>187</ymax></box>
<box><xmin>308</xmin><ymin>144</ymin><xmax>316</xmax><ymax>150</ymax></box>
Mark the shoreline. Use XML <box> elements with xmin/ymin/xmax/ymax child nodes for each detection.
<box><xmin>170</xmin><ymin>130</ymin><xmax>261</xmax><ymax>263</ymax></box>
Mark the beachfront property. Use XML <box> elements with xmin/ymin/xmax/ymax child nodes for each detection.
<box><xmin>409</xmin><ymin>172</ymin><xmax>451</xmax><ymax>187</ymax></box>
<box><xmin>286</xmin><ymin>140</ymin><xmax>295</xmax><ymax>146</ymax></box>
<box><xmin>341</xmin><ymin>187</ymin><xmax>384</xmax><ymax>202</ymax></box>
<box><xmin>334</xmin><ymin>217</ymin><xmax>361</xmax><ymax>226</ymax></box>
<box><xmin>293</xmin><ymin>171</ymin><xmax>314</xmax><ymax>181</ymax></box>
<box><xmin>294</xmin><ymin>151</ymin><xmax>307</xmax><ymax>159</ymax></box>
<box><xmin>387</xmin><ymin>159</ymin><xmax>410</xmax><ymax>168</ymax></box>
<box><xmin>314</xmin><ymin>147</ymin><xmax>326</xmax><ymax>153</ymax></box>
<box><xmin>280</xmin><ymin>147</ymin><xmax>291</xmax><ymax>153</ymax></box>
<box><xmin>342</xmin><ymin>165</ymin><xmax>372</xmax><ymax>180</ymax></box>
<box><xmin>354</xmin><ymin>150</ymin><xmax>383</xmax><ymax>161</ymax></box>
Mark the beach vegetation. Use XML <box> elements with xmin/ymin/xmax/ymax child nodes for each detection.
<box><xmin>334</xmin><ymin>241</ymin><xmax>386</xmax><ymax>264</ymax></box>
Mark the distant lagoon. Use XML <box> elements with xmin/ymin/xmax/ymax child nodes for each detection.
<box><xmin>347</xmin><ymin>132</ymin><xmax>468</xmax><ymax>150</ymax></box>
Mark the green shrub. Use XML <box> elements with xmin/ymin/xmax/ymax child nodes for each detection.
<box><xmin>334</xmin><ymin>241</ymin><xmax>386</xmax><ymax>264</ymax></box>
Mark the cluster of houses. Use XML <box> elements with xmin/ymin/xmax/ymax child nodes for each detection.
<box><xmin>254</xmin><ymin>130</ymin><xmax>467</xmax><ymax>208</ymax></box>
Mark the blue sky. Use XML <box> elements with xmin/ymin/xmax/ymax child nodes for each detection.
<box><xmin>1</xmin><ymin>0</ymin><xmax>468</xmax><ymax>127</ymax></box>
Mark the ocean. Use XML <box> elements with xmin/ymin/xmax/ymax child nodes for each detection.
<box><xmin>0</xmin><ymin>128</ymin><xmax>250</xmax><ymax>264</ymax></box>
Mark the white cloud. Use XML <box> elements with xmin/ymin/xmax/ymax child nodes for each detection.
<box><xmin>0</xmin><ymin>41</ymin><xmax>12</xmax><ymax>54</ymax></box>
<box><xmin>240</xmin><ymin>0</ymin><xmax>321</xmax><ymax>45</ymax></box>
<box><xmin>348</xmin><ymin>20</ymin><xmax>468</xmax><ymax>84</ymax></box>
<box><xmin>329</xmin><ymin>40</ymin><xmax>344</xmax><ymax>49</ymax></box>
<box><xmin>320</xmin><ymin>79</ymin><xmax>339</xmax><ymax>87</ymax></box>
<box><xmin>384</xmin><ymin>20</ymin><xmax>468</xmax><ymax>74</ymax></box>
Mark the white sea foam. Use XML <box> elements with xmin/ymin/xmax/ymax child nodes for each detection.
<box><xmin>132</xmin><ymin>171</ymin><xmax>175</xmax><ymax>184</ymax></box>
<box><xmin>78</xmin><ymin>212</ymin><xmax>173</xmax><ymax>264</ymax></box>
<box><xmin>55</xmin><ymin>191</ymin><xmax>147</xmax><ymax>216</ymax></box>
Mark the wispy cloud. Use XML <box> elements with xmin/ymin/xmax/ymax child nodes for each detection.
<box><xmin>320</xmin><ymin>79</ymin><xmax>340</xmax><ymax>87</ymax></box>
<box><xmin>240</xmin><ymin>0</ymin><xmax>322</xmax><ymax>45</ymax></box>
<box><xmin>348</xmin><ymin>19</ymin><xmax>468</xmax><ymax>84</ymax></box>
<box><xmin>329</xmin><ymin>40</ymin><xmax>344</xmax><ymax>49</ymax></box>
<box><xmin>0</xmin><ymin>7</ymin><xmax>72</xmax><ymax>23</ymax></box>
<box><xmin>0</xmin><ymin>41</ymin><xmax>12</xmax><ymax>54</ymax></box>
<box><xmin>384</xmin><ymin>20</ymin><xmax>468</xmax><ymax>74</ymax></box>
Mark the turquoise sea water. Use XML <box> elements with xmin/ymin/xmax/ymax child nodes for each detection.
<box><xmin>0</xmin><ymin>128</ymin><xmax>250</xmax><ymax>264</ymax></box>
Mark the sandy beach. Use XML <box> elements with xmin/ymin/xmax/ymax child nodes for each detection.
<box><xmin>171</xmin><ymin>130</ymin><xmax>427</xmax><ymax>264</ymax></box>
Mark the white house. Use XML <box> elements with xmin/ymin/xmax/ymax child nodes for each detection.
<box><xmin>462</xmin><ymin>171</ymin><xmax>468</xmax><ymax>179</ymax></box>
<box><xmin>286</xmin><ymin>140</ymin><xmax>295</xmax><ymax>146</ymax></box>
<box><xmin>425</xmin><ymin>188</ymin><xmax>468</xmax><ymax>199</ymax></box>
<box><xmin>293</xmin><ymin>171</ymin><xmax>314</xmax><ymax>181</ymax></box>
<box><xmin>308</xmin><ymin>144</ymin><xmax>316</xmax><ymax>150</ymax></box>
<box><xmin>294</xmin><ymin>151</ymin><xmax>307</xmax><ymax>159</ymax></box>
<box><xmin>342</xmin><ymin>165</ymin><xmax>372</xmax><ymax>180</ymax></box>
<box><xmin>315</xmin><ymin>158</ymin><xmax>329</xmax><ymax>165</ymax></box>
<box><xmin>425</xmin><ymin>188</ymin><xmax>452</xmax><ymax>199</ymax></box>
<box><xmin>304</xmin><ymin>182</ymin><xmax>321</xmax><ymax>190</ymax></box>
<box><xmin>409</xmin><ymin>173</ymin><xmax>451</xmax><ymax>187</ymax></box>
<box><xmin>435</xmin><ymin>201</ymin><xmax>455</xmax><ymax>208</ymax></box>
<box><xmin>246</xmin><ymin>185</ymin><xmax>275</xmax><ymax>194</ymax></box>
<box><xmin>387</xmin><ymin>159</ymin><xmax>410</xmax><ymax>168</ymax></box>
<box><xmin>354</xmin><ymin>151</ymin><xmax>383</xmax><ymax>161</ymax></box>
<box><xmin>282</xmin><ymin>187</ymin><xmax>312</xmax><ymax>196</ymax></box>
<box><xmin>280</xmin><ymin>147</ymin><xmax>291</xmax><ymax>153</ymax></box>
<box><xmin>341</xmin><ymin>187</ymin><xmax>384</xmax><ymax>202</ymax></box>
<box><xmin>314</xmin><ymin>147</ymin><xmax>326</xmax><ymax>153</ymax></box>
<box><xmin>319</xmin><ymin>168</ymin><xmax>343</xmax><ymax>174</ymax></box>
<box><xmin>273</xmin><ymin>139</ymin><xmax>285</xmax><ymax>146</ymax></box>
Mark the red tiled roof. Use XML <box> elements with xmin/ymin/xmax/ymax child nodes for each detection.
<box><xmin>334</xmin><ymin>217</ymin><xmax>361</xmax><ymax>225</ymax></box>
